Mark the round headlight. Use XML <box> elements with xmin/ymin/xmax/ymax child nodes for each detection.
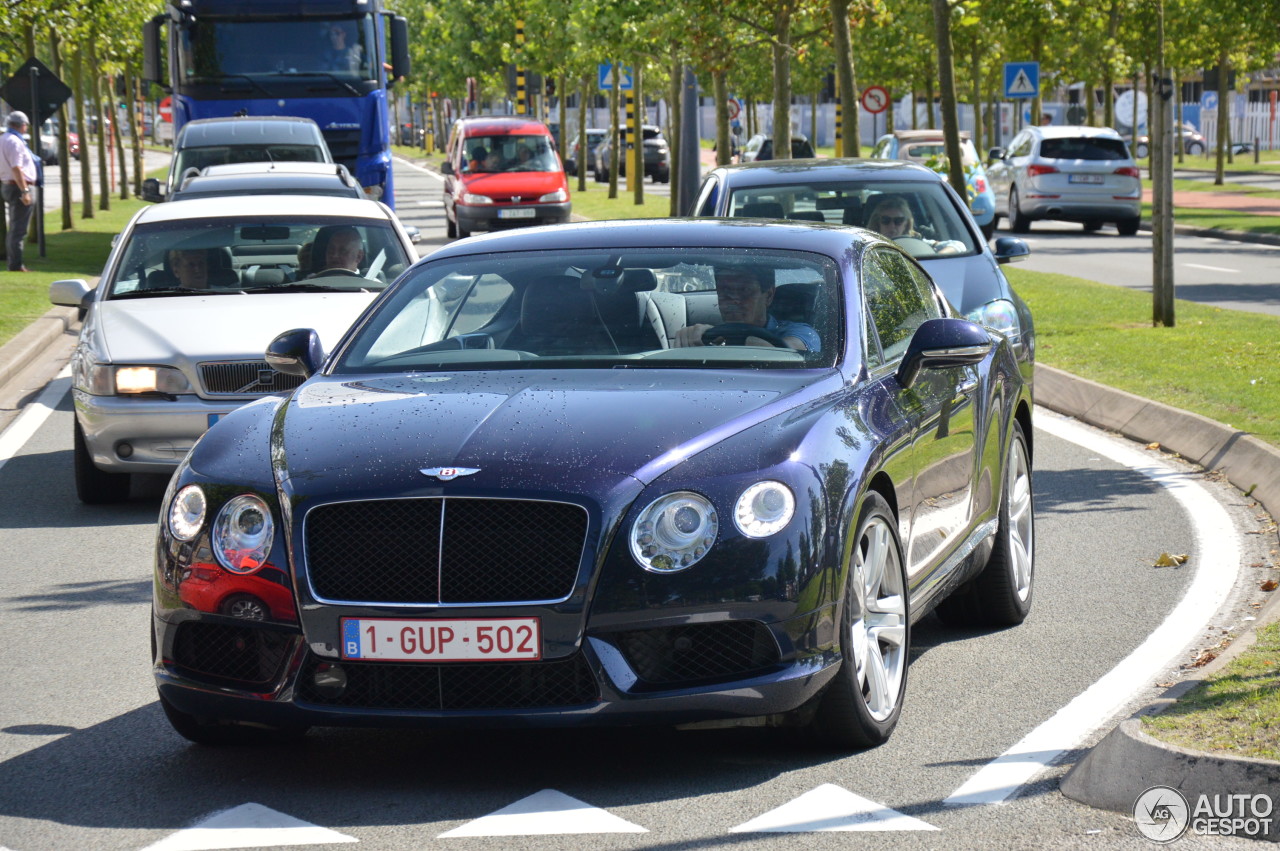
<box><xmin>168</xmin><ymin>485</ymin><xmax>207</xmax><ymax>541</ymax></box>
<box><xmin>212</xmin><ymin>494</ymin><xmax>274</xmax><ymax>573</ymax></box>
<box><xmin>734</xmin><ymin>481</ymin><xmax>795</xmax><ymax>538</ymax></box>
<box><xmin>630</xmin><ymin>491</ymin><xmax>718</xmax><ymax>573</ymax></box>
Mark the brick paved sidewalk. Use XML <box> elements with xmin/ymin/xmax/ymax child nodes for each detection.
<box><xmin>1147</xmin><ymin>188</ymin><xmax>1280</xmax><ymax>216</ymax></box>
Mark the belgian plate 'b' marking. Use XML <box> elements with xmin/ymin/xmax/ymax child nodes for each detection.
<box><xmin>420</xmin><ymin>467</ymin><xmax>480</xmax><ymax>481</ymax></box>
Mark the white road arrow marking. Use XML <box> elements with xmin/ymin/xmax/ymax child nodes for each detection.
<box><xmin>139</xmin><ymin>803</ymin><xmax>358</xmax><ymax>850</ymax></box>
<box><xmin>731</xmin><ymin>784</ymin><xmax>938</xmax><ymax>833</ymax></box>
<box><xmin>438</xmin><ymin>789</ymin><xmax>647</xmax><ymax>837</ymax></box>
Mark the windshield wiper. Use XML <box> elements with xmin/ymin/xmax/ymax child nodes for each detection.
<box><xmin>243</xmin><ymin>283</ymin><xmax>371</xmax><ymax>294</ymax></box>
<box><xmin>111</xmin><ymin>287</ymin><xmax>240</xmax><ymax>299</ymax></box>
<box><xmin>276</xmin><ymin>71</ymin><xmax>361</xmax><ymax>97</ymax></box>
<box><xmin>212</xmin><ymin>74</ymin><xmax>272</xmax><ymax>97</ymax></box>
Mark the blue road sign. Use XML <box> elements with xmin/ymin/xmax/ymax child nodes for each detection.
<box><xmin>1201</xmin><ymin>91</ymin><xmax>1219</xmax><ymax>113</ymax></box>
<box><xmin>598</xmin><ymin>63</ymin><xmax>634</xmax><ymax>91</ymax></box>
<box><xmin>1004</xmin><ymin>62</ymin><xmax>1040</xmax><ymax>99</ymax></box>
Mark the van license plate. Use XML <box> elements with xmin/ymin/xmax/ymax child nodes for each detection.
<box><xmin>498</xmin><ymin>207</ymin><xmax>537</xmax><ymax>219</ymax></box>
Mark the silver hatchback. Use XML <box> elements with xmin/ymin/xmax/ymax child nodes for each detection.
<box><xmin>986</xmin><ymin>126</ymin><xmax>1141</xmax><ymax>235</ymax></box>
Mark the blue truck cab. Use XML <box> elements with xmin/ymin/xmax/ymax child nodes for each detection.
<box><xmin>143</xmin><ymin>0</ymin><xmax>410</xmax><ymax>208</ymax></box>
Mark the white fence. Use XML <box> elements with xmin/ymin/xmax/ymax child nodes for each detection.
<box><xmin>1200</xmin><ymin>102</ymin><xmax>1279</xmax><ymax>151</ymax></box>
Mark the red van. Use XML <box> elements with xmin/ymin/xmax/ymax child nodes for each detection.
<box><xmin>442</xmin><ymin>117</ymin><xmax>571</xmax><ymax>238</ymax></box>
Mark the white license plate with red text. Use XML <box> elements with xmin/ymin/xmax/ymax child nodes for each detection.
<box><xmin>1068</xmin><ymin>174</ymin><xmax>1104</xmax><ymax>184</ymax></box>
<box><xmin>341</xmin><ymin>617</ymin><xmax>541</xmax><ymax>661</ymax></box>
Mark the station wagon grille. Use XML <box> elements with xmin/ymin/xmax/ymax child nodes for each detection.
<box><xmin>199</xmin><ymin>360</ymin><xmax>305</xmax><ymax>396</ymax></box>
<box><xmin>305</xmin><ymin>498</ymin><xmax>589</xmax><ymax>604</ymax></box>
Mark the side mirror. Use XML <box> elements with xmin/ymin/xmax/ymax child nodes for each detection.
<box><xmin>265</xmin><ymin>328</ymin><xmax>324</xmax><ymax>379</ymax></box>
<box><xmin>50</xmin><ymin>278</ymin><xmax>93</xmax><ymax>308</ymax></box>
<box><xmin>142</xmin><ymin>177</ymin><xmax>164</xmax><ymax>203</ymax></box>
<box><xmin>987</xmin><ymin>147</ymin><xmax>1006</xmax><ymax>163</ymax></box>
<box><xmin>992</xmin><ymin>236</ymin><xmax>1030</xmax><ymax>265</ymax></box>
<box><xmin>403</xmin><ymin>224</ymin><xmax>422</xmax><ymax>244</ymax></box>
<box><xmin>896</xmin><ymin>318</ymin><xmax>992</xmax><ymax>389</ymax></box>
<box><xmin>441</xmin><ymin>161</ymin><xmax>454</xmax><ymax>175</ymax></box>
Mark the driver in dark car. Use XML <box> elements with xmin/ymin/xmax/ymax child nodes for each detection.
<box><xmin>309</xmin><ymin>226</ymin><xmax>365</xmax><ymax>277</ymax></box>
<box><xmin>673</xmin><ymin>266</ymin><xmax>819</xmax><ymax>352</ymax></box>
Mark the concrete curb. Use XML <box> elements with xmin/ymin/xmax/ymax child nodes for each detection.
<box><xmin>1038</xmin><ymin>363</ymin><xmax>1280</xmax><ymax>830</ymax></box>
<box><xmin>0</xmin><ymin>306</ymin><xmax>79</xmax><ymax>391</ymax></box>
<box><xmin>1140</xmin><ymin>219</ymin><xmax>1280</xmax><ymax>247</ymax></box>
<box><xmin>1035</xmin><ymin>363</ymin><xmax>1280</xmax><ymax>527</ymax></box>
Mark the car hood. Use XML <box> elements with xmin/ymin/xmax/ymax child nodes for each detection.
<box><xmin>93</xmin><ymin>292</ymin><xmax>376</xmax><ymax>365</ymax></box>
<box><xmin>919</xmin><ymin>253</ymin><xmax>1007</xmax><ymax>317</ymax></box>
<box><xmin>459</xmin><ymin>171</ymin><xmax>565</xmax><ymax>198</ymax></box>
<box><xmin>272</xmin><ymin>370</ymin><xmax>835</xmax><ymax>504</ymax></box>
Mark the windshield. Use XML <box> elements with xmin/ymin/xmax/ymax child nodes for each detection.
<box><xmin>726</xmin><ymin>180</ymin><xmax>980</xmax><ymax>259</ymax></box>
<box><xmin>461</xmin><ymin>135</ymin><xmax>559</xmax><ymax>173</ymax></box>
<box><xmin>106</xmin><ymin>217</ymin><xmax>410</xmax><ymax>297</ymax></box>
<box><xmin>173</xmin><ymin>144</ymin><xmax>327</xmax><ymax>182</ymax></box>
<box><xmin>1039</xmin><ymin>137</ymin><xmax>1129</xmax><ymax>160</ymax></box>
<box><xmin>335</xmin><ymin>248</ymin><xmax>842</xmax><ymax>373</ymax></box>
<box><xmin>902</xmin><ymin>139</ymin><xmax>980</xmax><ymax>168</ymax></box>
<box><xmin>177</xmin><ymin>16</ymin><xmax>377</xmax><ymax>81</ymax></box>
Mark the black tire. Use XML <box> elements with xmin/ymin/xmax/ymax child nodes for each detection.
<box><xmin>935</xmin><ymin>420</ymin><xmax>1035</xmax><ymax>628</ymax></box>
<box><xmin>980</xmin><ymin>221</ymin><xmax>996</xmax><ymax>240</ymax></box>
<box><xmin>1008</xmin><ymin>188</ymin><xmax>1031</xmax><ymax>233</ymax></box>
<box><xmin>805</xmin><ymin>492</ymin><xmax>909</xmax><ymax>749</ymax></box>
<box><xmin>1083</xmin><ymin>221</ymin><xmax>1102</xmax><ymax>232</ymax></box>
<box><xmin>1135</xmin><ymin>142</ymin><xmax>1149</xmax><ymax>159</ymax></box>
<box><xmin>74</xmin><ymin>420</ymin><xmax>130</xmax><ymax>504</ymax></box>
<box><xmin>1116</xmin><ymin>217</ymin><xmax>1140</xmax><ymax>236</ymax></box>
<box><xmin>456</xmin><ymin>220</ymin><xmax>471</xmax><ymax>239</ymax></box>
<box><xmin>1187</xmin><ymin>142</ymin><xmax>1205</xmax><ymax>156</ymax></box>
<box><xmin>160</xmin><ymin>693</ymin><xmax>309</xmax><ymax>747</ymax></box>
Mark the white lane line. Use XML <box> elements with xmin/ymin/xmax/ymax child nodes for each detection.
<box><xmin>394</xmin><ymin>155</ymin><xmax>444</xmax><ymax>182</ymax></box>
<box><xmin>944</xmin><ymin>412</ymin><xmax>1240</xmax><ymax>807</ymax></box>
<box><xmin>1183</xmin><ymin>263</ymin><xmax>1238</xmax><ymax>273</ymax></box>
<box><xmin>0</xmin><ymin>368</ymin><xmax>72</xmax><ymax>473</ymax></box>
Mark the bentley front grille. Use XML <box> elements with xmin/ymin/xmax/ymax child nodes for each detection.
<box><xmin>305</xmin><ymin>498</ymin><xmax>589</xmax><ymax>604</ymax></box>
<box><xmin>198</xmin><ymin>360</ymin><xmax>306</xmax><ymax>397</ymax></box>
<box><xmin>296</xmin><ymin>651</ymin><xmax>599</xmax><ymax>710</ymax></box>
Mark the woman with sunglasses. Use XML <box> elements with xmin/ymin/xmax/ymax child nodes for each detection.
<box><xmin>866</xmin><ymin>194</ymin><xmax>965</xmax><ymax>255</ymax></box>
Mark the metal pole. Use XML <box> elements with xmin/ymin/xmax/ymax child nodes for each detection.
<box><xmin>28</xmin><ymin>66</ymin><xmax>46</xmax><ymax>258</ymax></box>
<box><xmin>676</xmin><ymin>64</ymin><xmax>700</xmax><ymax>216</ymax></box>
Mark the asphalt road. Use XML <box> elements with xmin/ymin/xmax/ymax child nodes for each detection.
<box><xmin>0</xmin><ymin>157</ymin><xmax>1272</xmax><ymax>850</ymax></box>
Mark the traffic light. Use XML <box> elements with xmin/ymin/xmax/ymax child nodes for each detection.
<box><xmin>545</xmin><ymin>78</ymin><xmax>555</xmax><ymax>98</ymax></box>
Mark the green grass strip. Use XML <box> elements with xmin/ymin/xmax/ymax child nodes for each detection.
<box><xmin>1006</xmin><ymin>267</ymin><xmax>1280</xmax><ymax>447</ymax></box>
<box><xmin>1142</xmin><ymin>621</ymin><xmax>1280</xmax><ymax>761</ymax></box>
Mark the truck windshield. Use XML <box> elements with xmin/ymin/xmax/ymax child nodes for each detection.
<box><xmin>178</xmin><ymin>16</ymin><xmax>377</xmax><ymax>82</ymax></box>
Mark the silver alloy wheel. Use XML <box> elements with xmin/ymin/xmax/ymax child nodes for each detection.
<box><xmin>1006</xmin><ymin>434</ymin><xmax>1034</xmax><ymax>602</ymax></box>
<box><xmin>850</xmin><ymin>515</ymin><xmax>908</xmax><ymax>722</ymax></box>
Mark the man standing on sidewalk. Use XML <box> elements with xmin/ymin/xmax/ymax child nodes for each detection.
<box><xmin>0</xmin><ymin>111</ymin><xmax>37</xmax><ymax>272</ymax></box>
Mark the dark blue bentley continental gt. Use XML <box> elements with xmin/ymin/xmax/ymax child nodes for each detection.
<box><xmin>152</xmin><ymin>219</ymin><xmax>1035</xmax><ymax>748</ymax></box>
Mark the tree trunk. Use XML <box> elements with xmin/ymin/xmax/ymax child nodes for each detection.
<box><xmin>557</xmin><ymin>74</ymin><xmax>567</xmax><ymax>162</ymax></box>
<box><xmin>931</xmin><ymin>0</ymin><xmax>967</xmax><ymax>200</ymax></box>
<box><xmin>669</xmin><ymin>51</ymin><xmax>682</xmax><ymax>216</ymax></box>
<box><xmin>49</xmin><ymin>29</ymin><xmax>73</xmax><ymax>230</ymax></box>
<box><xmin>91</xmin><ymin>46</ymin><xmax>110</xmax><ymax>211</ymax></box>
<box><xmin>1214</xmin><ymin>52</ymin><xmax>1228</xmax><ymax>184</ymax></box>
<box><xmin>970</xmin><ymin>42</ymin><xmax>983</xmax><ymax>156</ymax></box>
<box><xmin>714</xmin><ymin>70</ymin><xmax>731</xmax><ymax>167</ymax></box>
<box><xmin>73</xmin><ymin>42</ymin><xmax>93</xmax><ymax>219</ymax></box>
<box><xmin>632</xmin><ymin>66</ymin><xmax>643</xmax><ymax>205</ymax></box>
<box><xmin>771</xmin><ymin>10</ymin><xmax>794</xmax><ymax>164</ymax></box>
<box><xmin>577</xmin><ymin>75</ymin><xmax>588</xmax><ymax>194</ymax></box>
<box><xmin>830</xmin><ymin>0</ymin><xmax>860</xmax><ymax>156</ymax></box>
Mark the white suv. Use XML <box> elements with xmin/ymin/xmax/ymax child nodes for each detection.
<box><xmin>986</xmin><ymin>126</ymin><xmax>1141</xmax><ymax>235</ymax></box>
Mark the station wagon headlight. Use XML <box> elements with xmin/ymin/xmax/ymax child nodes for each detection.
<box><xmin>168</xmin><ymin>485</ymin><xmax>207</xmax><ymax>542</ymax></box>
<box><xmin>462</xmin><ymin>192</ymin><xmax>494</xmax><ymax>205</ymax></box>
<box><xmin>538</xmin><ymin>188</ymin><xmax>567</xmax><ymax>203</ymax></box>
<box><xmin>212</xmin><ymin>494</ymin><xmax>274</xmax><ymax>573</ymax></box>
<box><xmin>630</xmin><ymin>492</ymin><xmax>718</xmax><ymax>573</ymax></box>
<box><xmin>87</xmin><ymin>364</ymin><xmax>193</xmax><ymax>396</ymax></box>
<box><xmin>966</xmin><ymin>298</ymin><xmax>1018</xmax><ymax>339</ymax></box>
<box><xmin>734</xmin><ymin>481</ymin><xmax>795</xmax><ymax>538</ymax></box>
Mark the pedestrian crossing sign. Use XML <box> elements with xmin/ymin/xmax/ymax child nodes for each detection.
<box><xmin>1004</xmin><ymin>62</ymin><xmax>1039</xmax><ymax>99</ymax></box>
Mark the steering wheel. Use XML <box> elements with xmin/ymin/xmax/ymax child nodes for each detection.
<box><xmin>313</xmin><ymin>267</ymin><xmax>363</xmax><ymax>278</ymax></box>
<box><xmin>701</xmin><ymin>323</ymin><xmax>791</xmax><ymax>348</ymax></box>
